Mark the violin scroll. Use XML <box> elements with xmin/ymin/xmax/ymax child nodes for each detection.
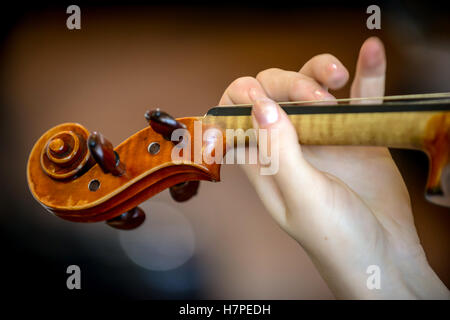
<box><xmin>27</xmin><ymin>113</ymin><xmax>222</xmax><ymax>229</ymax></box>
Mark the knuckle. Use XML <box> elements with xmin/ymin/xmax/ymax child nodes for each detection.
<box><xmin>315</xmin><ymin>53</ymin><xmax>337</xmax><ymax>62</ymax></box>
<box><xmin>230</xmin><ymin>76</ymin><xmax>258</xmax><ymax>90</ymax></box>
<box><xmin>302</xmin><ymin>54</ymin><xmax>338</xmax><ymax>73</ymax></box>
<box><xmin>289</xmin><ymin>78</ymin><xmax>316</xmax><ymax>100</ymax></box>
<box><xmin>256</xmin><ymin>67</ymin><xmax>283</xmax><ymax>81</ymax></box>
<box><xmin>222</xmin><ymin>76</ymin><xmax>259</xmax><ymax>104</ymax></box>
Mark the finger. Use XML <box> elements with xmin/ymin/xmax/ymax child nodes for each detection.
<box><xmin>350</xmin><ymin>37</ymin><xmax>386</xmax><ymax>102</ymax></box>
<box><xmin>349</xmin><ymin>37</ymin><xmax>391</xmax><ymax>170</ymax></box>
<box><xmin>255</xmin><ymin>68</ymin><xmax>335</xmax><ymax>102</ymax></box>
<box><xmin>218</xmin><ymin>77</ymin><xmax>287</xmax><ymax>223</ymax></box>
<box><xmin>299</xmin><ymin>54</ymin><xmax>350</xmax><ymax>90</ymax></box>
<box><xmin>250</xmin><ymin>94</ymin><xmax>328</xmax><ymax>218</ymax></box>
<box><xmin>219</xmin><ymin>76</ymin><xmax>266</xmax><ymax>105</ymax></box>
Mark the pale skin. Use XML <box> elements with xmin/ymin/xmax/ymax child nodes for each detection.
<box><xmin>219</xmin><ymin>37</ymin><xmax>450</xmax><ymax>299</ymax></box>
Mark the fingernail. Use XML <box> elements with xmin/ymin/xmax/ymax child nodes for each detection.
<box><xmin>329</xmin><ymin>63</ymin><xmax>338</xmax><ymax>72</ymax></box>
<box><xmin>328</xmin><ymin>63</ymin><xmax>349</xmax><ymax>87</ymax></box>
<box><xmin>249</xmin><ymin>87</ymin><xmax>267</xmax><ymax>102</ymax></box>
<box><xmin>252</xmin><ymin>98</ymin><xmax>279</xmax><ymax>126</ymax></box>
<box><xmin>327</xmin><ymin>63</ymin><xmax>341</xmax><ymax>81</ymax></box>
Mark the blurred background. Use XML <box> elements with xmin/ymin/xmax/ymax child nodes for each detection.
<box><xmin>0</xmin><ymin>1</ymin><xmax>449</xmax><ymax>299</ymax></box>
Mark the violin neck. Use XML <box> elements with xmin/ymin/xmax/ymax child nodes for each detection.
<box><xmin>206</xmin><ymin>108</ymin><xmax>450</xmax><ymax>151</ymax></box>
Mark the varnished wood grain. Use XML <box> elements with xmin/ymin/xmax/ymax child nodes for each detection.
<box><xmin>27</xmin><ymin>117</ymin><xmax>221</xmax><ymax>222</ymax></box>
<box><xmin>207</xmin><ymin>110</ymin><xmax>450</xmax><ymax>203</ymax></box>
<box><xmin>27</xmin><ymin>109</ymin><xmax>450</xmax><ymax>223</ymax></box>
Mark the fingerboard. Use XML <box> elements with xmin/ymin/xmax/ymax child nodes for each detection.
<box><xmin>204</xmin><ymin>100</ymin><xmax>450</xmax><ymax>149</ymax></box>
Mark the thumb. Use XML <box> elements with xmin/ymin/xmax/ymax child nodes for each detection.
<box><xmin>251</xmin><ymin>96</ymin><xmax>328</xmax><ymax>217</ymax></box>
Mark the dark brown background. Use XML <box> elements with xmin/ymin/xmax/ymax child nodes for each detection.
<box><xmin>0</xmin><ymin>2</ymin><xmax>449</xmax><ymax>298</ymax></box>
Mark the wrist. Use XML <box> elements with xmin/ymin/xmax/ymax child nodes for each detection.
<box><xmin>393</xmin><ymin>244</ymin><xmax>450</xmax><ymax>299</ymax></box>
<box><xmin>306</xmin><ymin>237</ymin><xmax>449</xmax><ymax>299</ymax></box>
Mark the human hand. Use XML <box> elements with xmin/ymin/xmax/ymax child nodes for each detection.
<box><xmin>219</xmin><ymin>37</ymin><xmax>449</xmax><ymax>299</ymax></box>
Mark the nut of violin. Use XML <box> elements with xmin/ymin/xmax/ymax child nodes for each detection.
<box><xmin>40</xmin><ymin>126</ymin><xmax>91</xmax><ymax>180</ymax></box>
<box><xmin>87</xmin><ymin>131</ymin><xmax>125</xmax><ymax>176</ymax></box>
<box><xmin>169</xmin><ymin>181</ymin><xmax>200</xmax><ymax>202</ymax></box>
<box><xmin>145</xmin><ymin>109</ymin><xmax>186</xmax><ymax>142</ymax></box>
<box><xmin>106</xmin><ymin>207</ymin><xmax>146</xmax><ymax>230</ymax></box>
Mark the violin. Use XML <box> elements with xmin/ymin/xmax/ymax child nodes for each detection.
<box><xmin>27</xmin><ymin>92</ymin><xmax>450</xmax><ymax>230</ymax></box>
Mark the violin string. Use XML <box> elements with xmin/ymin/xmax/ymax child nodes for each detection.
<box><xmin>218</xmin><ymin>92</ymin><xmax>450</xmax><ymax>108</ymax></box>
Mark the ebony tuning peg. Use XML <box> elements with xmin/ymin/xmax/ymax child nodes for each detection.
<box><xmin>106</xmin><ymin>207</ymin><xmax>146</xmax><ymax>230</ymax></box>
<box><xmin>145</xmin><ymin>109</ymin><xmax>186</xmax><ymax>143</ymax></box>
<box><xmin>87</xmin><ymin>131</ymin><xmax>125</xmax><ymax>176</ymax></box>
<box><xmin>169</xmin><ymin>181</ymin><xmax>200</xmax><ymax>202</ymax></box>
<box><xmin>87</xmin><ymin>132</ymin><xmax>145</xmax><ymax>230</ymax></box>
<box><xmin>145</xmin><ymin>109</ymin><xmax>200</xmax><ymax>202</ymax></box>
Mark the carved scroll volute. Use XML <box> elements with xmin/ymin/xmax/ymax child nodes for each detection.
<box><xmin>28</xmin><ymin>118</ymin><xmax>223</xmax><ymax>224</ymax></box>
<box><xmin>40</xmin><ymin>124</ymin><xmax>92</xmax><ymax>180</ymax></box>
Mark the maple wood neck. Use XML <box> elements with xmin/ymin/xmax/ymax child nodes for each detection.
<box><xmin>204</xmin><ymin>102</ymin><xmax>450</xmax><ymax>150</ymax></box>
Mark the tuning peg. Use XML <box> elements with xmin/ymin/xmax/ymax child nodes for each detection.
<box><xmin>145</xmin><ymin>110</ymin><xmax>200</xmax><ymax>202</ymax></box>
<box><xmin>87</xmin><ymin>131</ymin><xmax>125</xmax><ymax>176</ymax></box>
<box><xmin>169</xmin><ymin>181</ymin><xmax>200</xmax><ymax>202</ymax></box>
<box><xmin>145</xmin><ymin>109</ymin><xmax>186</xmax><ymax>143</ymax></box>
<box><xmin>106</xmin><ymin>206</ymin><xmax>146</xmax><ymax>230</ymax></box>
